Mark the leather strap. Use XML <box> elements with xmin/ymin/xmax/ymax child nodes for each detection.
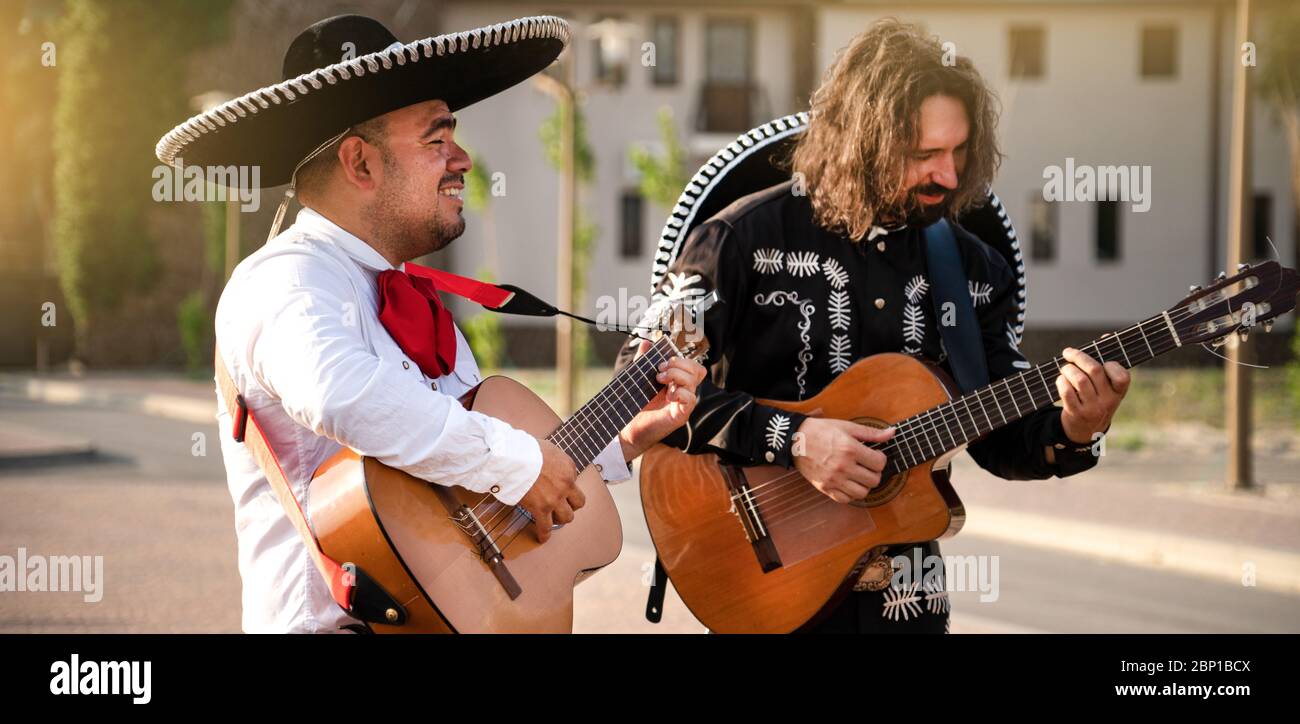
<box><xmin>214</xmin><ymin>346</ymin><xmax>358</xmax><ymax>613</ymax></box>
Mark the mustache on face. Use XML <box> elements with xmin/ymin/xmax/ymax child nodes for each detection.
<box><xmin>440</xmin><ymin>174</ymin><xmax>464</xmax><ymax>188</ymax></box>
<box><xmin>913</xmin><ymin>183</ymin><xmax>951</xmax><ymax>199</ymax></box>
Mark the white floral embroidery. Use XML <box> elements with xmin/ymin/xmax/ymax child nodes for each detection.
<box><xmin>764</xmin><ymin>413</ymin><xmax>791</xmax><ymax>450</ymax></box>
<box><xmin>882</xmin><ymin>580</ymin><xmax>923</xmax><ymax>622</ymax></box>
<box><xmin>902</xmin><ymin>274</ymin><xmax>929</xmax><ymax>357</ymax></box>
<box><xmin>902</xmin><ymin>303</ymin><xmax>926</xmax><ymax>355</ymax></box>
<box><xmin>821</xmin><ymin>257</ymin><xmax>849</xmax><ymax>290</ymax></box>
<box><xmin>829</xmin><ymin>334</ymin><xmax>852</xmax><ymax>374</ymax></box>
<box><xmin>753</xmin><ymin>248</ymin><xmax>784</xmax><ymax>274</ymax></box>
<box><xmin>629</xmin><ymin>272</ymin><xmax>706</xmax><ymax>347</ymax></box>
<box><xmin>904</xmin><ymin>275</ymin><xmax>930</xmax><ymax>304</ymax></box>
<box><xmin>786</xmin><ymin>250</ymin><xmax>820</xmax><ymax>277</ymax></box>
<box><xmin>968</xmin><ymin>281</ymin><xmax>993</xmax><ymax>307</ymax></box>
<box><xmin>924</xmin><ymin>578</ymin><xmax>950</xmax><ymax>615</ymax></box>
<box><xmin>1006</xmin><ymin>321</ymin><xmax>1023</xmax><ymax>351</ymax></box>
<box><xmin>828</xmin><ymin>290</ymin><xmax>851</xmax><ymax>331</ymax></box>
<box><xmin>754</xmin><ymin>291</ymin><xmax>816</xmax><ymax>399</ymax></box>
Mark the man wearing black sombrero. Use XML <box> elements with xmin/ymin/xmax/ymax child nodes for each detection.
<box><xmin>157</xmin><ymin>15</ymin><xmax>705</xmax><ymax>633</ymax></box>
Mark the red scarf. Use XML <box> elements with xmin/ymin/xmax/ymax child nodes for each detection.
<box><xmin>375</xmin><ymin>263</ymin><xmax>513</xmax><ymax>379</ymax></box>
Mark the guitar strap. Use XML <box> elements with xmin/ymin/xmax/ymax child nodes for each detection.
<box><xmin>923</xmin><ymin>219</ymin><xmax>990</xmax><ymax>393</ymax></box>
<box><xmin>213</xmin><ymin>264</ymin><xmax>515</xmax><ymax>627</ymax></box>
<box><xmin>644</xmin><ymin>220</ymin><xmax>990</xmax><ymax>624</ymax></box>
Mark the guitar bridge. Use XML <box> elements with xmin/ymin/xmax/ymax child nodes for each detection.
<box><xmin>434</xmin><ymin>487</ymin><xmax>523</xmax><ymax>600</ymax></box>
<box><xmin>721</xmin><ymin>464</ymin><xmax>782</xmax><ymax>573</ymax></box>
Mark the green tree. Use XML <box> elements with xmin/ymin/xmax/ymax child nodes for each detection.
<box><xmin>52</xmin><ymin>0</ymin><xmax>232</xmax><ymax>360</ymax></box>
<box><xmin>629</xmin><ymin>107</ymin><xmax>690</xmax><ymax>210</ymax></box>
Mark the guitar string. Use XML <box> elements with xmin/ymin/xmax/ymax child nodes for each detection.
<box><xmin>751</xmin><ymin>319</ymin><xmax>1184</xmax><ymax>521</ymax></box>
<box><xmin>494</xmin><ymin>344</ymin><xmax>679</xmax><ymax>554</ymax></box>
<box><xmin>468</xmin><ymin>342</ymin><xmax>671</xmax><ymax>532</ymax></box>
<box><xmin>735</xmin><ymin>308</ymin><xmax>1188</xmax><ymax>512</ymax></box>
<box><xmin>747</xmin><ymin>322</ymin><xmax>1192</xmax><ymax>527</ymax></box>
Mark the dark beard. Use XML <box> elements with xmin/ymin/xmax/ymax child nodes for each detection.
<box><xmin>427</xmin><ymin>211</ymin><xmax>465</xmax><ymax>252</ymax></box>
<box><xmin>886</xmin><ymin>183</ymin><xmax>953</xmax><ymax>228</ymax></box>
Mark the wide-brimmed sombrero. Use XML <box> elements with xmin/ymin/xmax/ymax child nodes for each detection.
<box><xmin>648</xmin><ymin>113</ymin><xmax>1029</xmax><ymax>343</ymax></box>
<box><xmin>155</xmin><ymin>14</ymin><xmax>570</xmax><ymax>189</ymax></box>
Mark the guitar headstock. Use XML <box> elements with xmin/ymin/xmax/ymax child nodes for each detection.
<box><xmin>1170</xmin><ymin>261</ymin><xmax>1298</xmax><ymax>347</ymax></box>
<box><xmin>651</xmin><ymin>290</ymin><xmax>717</xmax><ymax>363</ymax></box>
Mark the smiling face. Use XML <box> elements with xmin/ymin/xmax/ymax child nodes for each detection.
<box><xmin>895</xmin><ymin>94</ymin><xmax>970</xmax><ymax>226</ymax></box>
<box><xmin>359</xmin><ymin>99</ymin><xmax>472</xmax><ymax>260</ymax></box>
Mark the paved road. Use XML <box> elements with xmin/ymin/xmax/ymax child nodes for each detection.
<box><xmin>2</xmin><ymin>395</ymin><xmax>1297</xmax><ymax>633</ymax></box>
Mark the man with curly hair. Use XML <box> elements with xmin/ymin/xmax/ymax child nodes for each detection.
<box><xmin>623</xmin><ymin>19</ymin><xmax>1130</xmax><ymax>633</ymax></box>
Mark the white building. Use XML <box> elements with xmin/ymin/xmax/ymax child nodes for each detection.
<box><xmin>437</xmin><ymin>0</ymin><xmax>1296</xmax><ymax>364</ymax></box>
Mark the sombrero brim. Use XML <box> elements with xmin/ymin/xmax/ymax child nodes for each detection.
<box><xmin>156</xmin><ymin>16</ymin><xmax>570</xmax><ymax>188</ymax></box>
<box><xmin>648</xmin><ymin>113</ymin><xmax>1028</xmax><ymax>341</ymax></box>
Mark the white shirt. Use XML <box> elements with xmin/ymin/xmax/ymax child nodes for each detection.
<box><xmin>214</xmin><ymin>207</ymin><xmax>630</xmax><ymax>633</ymax></box>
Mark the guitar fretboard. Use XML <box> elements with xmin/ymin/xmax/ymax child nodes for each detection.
<box><xmin>546</xmin><ymin>336</ymin><xmax>678</xmax><ymax>471</ymax></box>
<box><xmin>878</xmin><ymin>311</ymin><xmax>1182</xmax><ymax>475</ymax></box>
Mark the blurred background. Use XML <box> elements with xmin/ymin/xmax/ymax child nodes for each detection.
<box><xmin>0</xmin><ymin>0</ymin><xmax>1298</xmax><ymax>633</ymax></box>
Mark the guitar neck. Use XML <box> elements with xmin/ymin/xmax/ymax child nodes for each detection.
<box><xmin>882</xmin><ymin>310</ymin><xmax>1183</xmax><ymax>475</ymax></box>
<box><xmin>546</xmin><ymin>336</ymin><xmax>679</xmax><ymax>471</ymax></box>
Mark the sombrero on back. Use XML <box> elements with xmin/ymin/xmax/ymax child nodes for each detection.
<box><xmin>648</xmin><ymin>113</ymin><xmax>1029</xmax><ymax>344</ymax></box>
<box><xmin>156</xmin><ymin>13</ymin><xmax>569</xmax><ymax>231</ymax></box>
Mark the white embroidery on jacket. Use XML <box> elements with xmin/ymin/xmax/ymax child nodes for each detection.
<box><xmin>968</xmin><ymin>280</ymin><xmax>993</xmax><ymax>307</ymax></box>
<box><xmin>882</xmin><ymin>580</ymin><xmax>924</xmax><ymax>622</ymax></box>
<box><xmin>765</xmin><ymin>413</ymin><xmax>791</xmax><ymax>450</ymax></box>
<box><xmin>821</xmin><ymin>257</ymin><xmax>849</xmax><ymax>290</ymax></box>
<box><xmin>829</xmin><ymin>334</ymin><xmax>852</xmax><ymax>374</ymax></box>
<box><xmin>786</xmin><ymin>250</ymin><xmax>821</xmax><ymax>277</ymax></box>
<box><xmin>753</xmin><ymin>248</ymin><xmax>784</xmax><ymax>274</ymax></box>
<box><xmin>754</xmin><ymin>290</ymin><xmax>815</xmax><ymax>398</ymax></box>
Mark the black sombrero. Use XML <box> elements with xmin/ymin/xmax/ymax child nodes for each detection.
<box><xmin>648</xmin><ymin>113</ymin><xmax>1029</xmax><ymax>343</ymax></box>
<box><xmin>155</xmin><ymin>14</ymin><xmax>570</xmax><ymax>189</ymax></box>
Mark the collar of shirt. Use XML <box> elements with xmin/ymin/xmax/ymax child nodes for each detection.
<box><xmin>294</xmin><ymin>206</ymin><xmax>406</xmax><ymax>275</ymax></box>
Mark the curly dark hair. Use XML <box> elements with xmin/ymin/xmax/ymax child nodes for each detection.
<box><xmin>789</xmin><ymin>18</ymin><xmax>1003</xmax><ymax>240</ymax></box>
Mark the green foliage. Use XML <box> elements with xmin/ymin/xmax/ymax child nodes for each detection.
<box><xmin>462</xmin><ymin>267</ymin><xmax>508</xmax><ymax>371</ymax></box>
<box><xmin>52</xmin><ymin>0</ymin><xmax>233</xmax><ymax>356</ymax></box>
<box><xmin>539</xmin><ymin>103</ymin><xmax>595</xmax><ymax>182</ymax></box>
<box><xmin>629</xmin><ymin>107</ymin><xmax>690</xmax><ymax>210</ymax></box>
<box><xmin>177</xmin><ymin>290</ymin><xmax>211</xmax><ymax>376</ymax></box>
<box><xmin>463</xmin><ymin>149</ymin><xmax>492</xmax><ymax>212</ymax></box>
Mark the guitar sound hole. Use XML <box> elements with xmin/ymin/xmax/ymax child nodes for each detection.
<box><xmin>851</xmin><ymin>470</ymin><xmax>907</xmax><ymax>507</ymax></box>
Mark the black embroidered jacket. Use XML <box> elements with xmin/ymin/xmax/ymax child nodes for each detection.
<box><xmin>615</xmin><ymin>181</ymin><xmax>1098</xmax><ymax>632</ymax></box>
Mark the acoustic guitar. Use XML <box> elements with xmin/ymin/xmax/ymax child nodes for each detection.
<box><xmin>638</xmin><ymin>262</ymin><xmax>1298</xmax><ymax>633</ymax></box>
<box><xmin>303</xmin><ymin>295</ymin><xmax>712</xmax><ymax>633</ymax></box>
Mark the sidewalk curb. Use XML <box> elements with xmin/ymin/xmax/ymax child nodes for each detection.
<box><xmin>0</xmin><ymin>375</ymin><xmax>215</xmax><ymax>426</ymax></box>
<box><xmin>962</xmin><ymin>506</ymin><xmax>1300</xmax><ymax>596</ymax></box>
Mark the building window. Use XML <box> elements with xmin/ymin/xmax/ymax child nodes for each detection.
<box><xmin>1253</xmin><ymin>192</ymin><xmax>1272</xmax><ymax>260</ymax></box>
<box><xmin>620</xmin><ymin>191</ymin><xmax>645</xmax><ymax>259</ymax></box>
<box><xmin>1008</xmin><ymin>25</ymin><xmax>1045</xmax><ymax>79</ymax></box>
<box><xmin>1028</xmin><ymin>195</ymin><xmax>1057</xmax><ymax>262</ymax></box>
<box><xmin>1096</xmin><ymin>200</ymin><xmax>1121</xmax><ymax>262</ymax></box>
<box><xmin>650</xmin><ymin>16</ymin><xmax>679</xmax><ymax>86</ymax></box>
<box><xmin>1141</xmin><ymin>25</ymin><xmax>1178</xmax><ymax>78</ymax></box>
<box><xmin>699</xmin><ymin>18</ymin><xmax>756</xmax><ymax>132</ymax></box>
<box><xmin>591</xmin><ymin>15</ymin><xmax>628</xmax><ymax>87</ymax></box>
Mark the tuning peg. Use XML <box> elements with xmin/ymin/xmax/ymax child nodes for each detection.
<box><xmin>1264</xmin><ymin>319</ymin><xmax>1274</xmax><ymax>333</ymax></box>
<box><xmin>1238</xmin><ymin>328</ymin><xmax>1250</xmax><ymax>342</ymax></box>
<box><xmin>1188</xmin><ymin>284</ymin><xmax>1202</xmax><ymax>293</ymax></box>
<box><xmin>1216</xmin><ymin>271</ymin><xmax>1228</xmax><ymax>282</ymax></box>
<box><xmin>1237</xmin><ymin>263</ymin><xmax>1250</xmax><ymax>273</ymax></box>
<box><xmin>1211</xmin><ymin>336</ymin><xmax>1228</xmax><ymax>349</ymax></box>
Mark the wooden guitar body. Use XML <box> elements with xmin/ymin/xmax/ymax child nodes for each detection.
<box><xmin>306</xmin><ymin>375</ymin><xmax>623</xmax><ymax>633</ymax></box>
<box><xmin>639</xmin><ymin>353</ymin><xmax>966</xmax><ymax>633</ymax></box>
